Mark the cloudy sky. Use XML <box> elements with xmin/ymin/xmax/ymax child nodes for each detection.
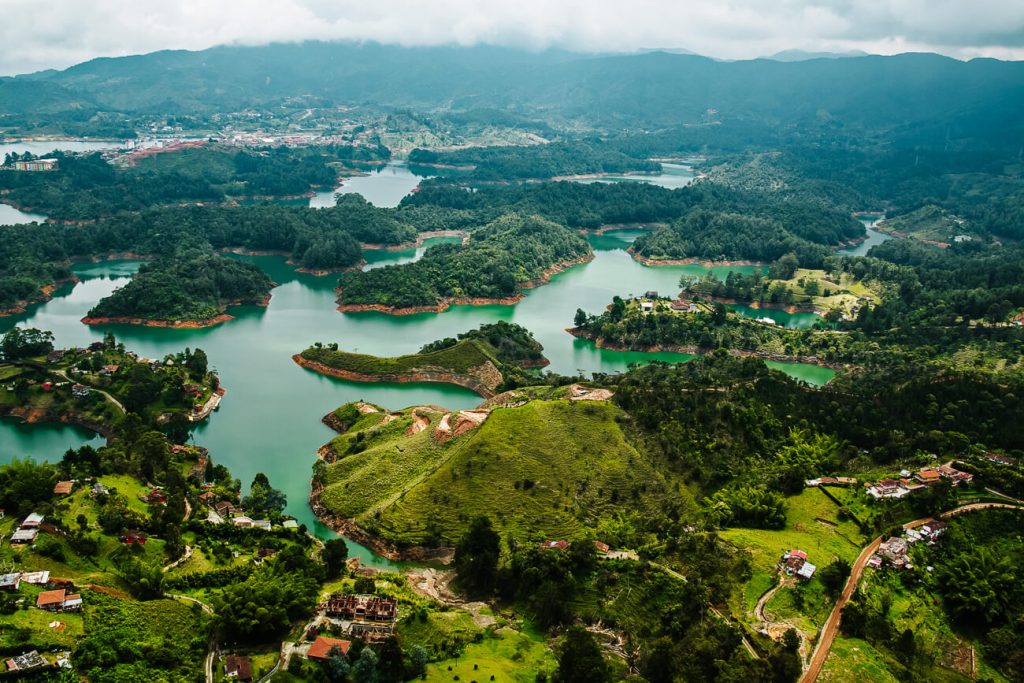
<box><xmin>2</xmin><ymin>0</ymin><xmax>1023</xmax><ymax>76</ymax></box>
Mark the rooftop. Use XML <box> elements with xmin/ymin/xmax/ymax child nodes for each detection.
<box><xmin>307</xmin><ymin>636</ymin><xmax>352</xmax><ymax>660</ymax></box>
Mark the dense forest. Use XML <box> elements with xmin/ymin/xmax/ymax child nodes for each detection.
<box><xmin>86</xmin><ymin>248</ymin><xmax>275</xmax><ymax>322</ymax></box>
<box><xmin>337</xmin><ymin>213</ymin><xmax>590</xmax><ymax>309</ymax></box>
<box><xmin>409</xmin><ymin>140</ymin><xmax>661</xmax><ymax>180</ymax></box>
<box><xmin>0</xmin><ymin>143</ymin><xmax>389</xmax><ymax>219</ymax></box>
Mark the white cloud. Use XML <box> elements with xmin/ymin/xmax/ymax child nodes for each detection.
<box><xmin>1</xmin><ymin>0</ymin><xmax>1022</xmax><ymax>76</ymax></box>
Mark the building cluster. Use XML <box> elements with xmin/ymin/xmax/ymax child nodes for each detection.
<box><xmin>867</xmin><ymin>520</ymin><xmax>947</xmax><ymax>570</ymax></box>
<box><xmin>778</xmin><ymin>549</ymin><xmax>816</xmax><ymax>580</ymax></box>
<box><xmin>10</xmin><ymin>158</ymin><xmax>58</xmax><ymax>171</ymax></box>
<box><xmin>9</xmin><ymin>512</ymin><xmax>44</xmax><ymax>544</ymax></box>
<box><xmin>312</xmin><ymin>593</ymin><xmax>399</xmax><ymax>640</ymax></box>
<box><xmin>865</xmin><ymin>464</ymin><xmax>974</xmax><ymax>499</ymax></box>
<box><xmin>203</xmin><ymin>498</ymin><xmax>297</xmax><ymax>531</ymax></box>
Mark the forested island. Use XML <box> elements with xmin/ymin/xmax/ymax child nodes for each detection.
<box><xmin>336</xmin><ymin>213</ymin><xmax>592</xmax><ymax>312</ymax></box>
<box><xmin>296</xmin><ymin>322</ymin><xmax>548</xmax><ymax>396</ymax></box>
<box><xmin>83</xmin><ymin>248</ymin><xmax>275</xmax><ymax>327</ymax></box>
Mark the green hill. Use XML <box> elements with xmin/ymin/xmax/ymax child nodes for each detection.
<box><xmin>296</xmin><ymin>322</ymin><xmax>549</xmax><ymax>396</ymax></box>
<box><xmin>314</xmin><ymin>397</ymin><xmax>688</xmax><ymax>548</ymax></box>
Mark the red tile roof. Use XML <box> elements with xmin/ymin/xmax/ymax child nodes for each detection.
<box><xmin>53</xmin><ymin>481</ymin><xmax>73</xmax><ymax>495</ymax></box>
<box><xmin>37</xmin><ymin>589</ymin><xmax>66</xmax><ymax>607</ymax></box>
<box><xmin>307</xmin><ymin>636</ymin><xmax>351</xmax><ymax>660</ymax></box>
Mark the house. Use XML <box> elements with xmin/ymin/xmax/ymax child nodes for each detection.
<box><xmin>41</xmin><ymin>381</ymin><xmax>53</xmax><ymax>392</ymax></box>
<box><xmin>797</xmin><ymin>562</ymin><xmax>817</xmax><ymax>580</ymax></box>
<box><xmin>37</xmin><ymin>589</ymin><xmax>82</xmax><ymax>612</ymax></box>
<box><xmin>986</xmin><ymin>453</ymin><xmax>1015</xmax><ymax>466</ymax></box>
<box><xmin>92</xmin><ymin>482</ymin><xmax>108</xmax><ymax>496</ymax></box>
<box><xmin>540</xmin><ymin>540</ymin><xmax>569</xmax><ymax>551</ymax></box>
<box><xmin>12</xmin><ymin>158</ymin><xmax>58</xmax><ymax>171</ymax></box>
<box><xmin>144</xmin><ymin>489</ymin><xmax>168</xmax><ymax>505</ymax></box>
<box><xmin>22</xmin><ymin>512</ymin><xmax>44</xmax><ymax>527</ymax></box>
<box><xmin>198</xmin><ymin>492</ymin><xmax>215</xmax><ymax>504</ymax></box>
<box><xmin>19</xmin><ymin>571</ymin><xmax>49</xmax><ymax>585</ymax></box>
<box><xmin>913</xmin><ymin>468</ymin><xmax>942</xmax><ymax>485</ymax></box>
<box><xmin>307</xmin><ymin>636</ymin><xmax>352</xmax><ymax>661</ymax></box>
<box><xmin>11</xmin><ymin>529</ymin><xmax>38</xmax><ymax>543</ymax></box>
<box><xmin>119</xmin><ymin>530</ymin><xmax>147</xmax><ymax>545</ymax></box>
<box><xmin>640</xmin><ymin>301</ymin><xmax>654</xmax><ymax>313</ymax></box>
<box><xmin>46</xmin><ymin>350</ymin><xmax>66</xmax><ymax>363</ymax></box>
<box><xmin>282</xmin><ymin>519</ymin><xmax>299</xmax><ymax>530</ymax></box>
<box><xmin>181</xmin><ymin>383</ymin><xmax>202</xmax><ymax>397</ymax></box>
<box><xmin>593</xmin><ymin>541</ymin><xmax>610</xmax><ymax>554</ymax></box>
<box><xmin>232</xmin><ymin>516</ymin><xmax>254</xmax><ymax>528</ymax></box>
<box><xmin>251</xmin><ymin>519</ymin><xmax>272</xmax><ymax>531</ymax></box>
<box><xmin>322</xmin><ymin>594</ymin><xmax>398</xmax><ymax>622</ymax></box>
<box><xmin>5</xmin><ymin>650</ymin><xmax>46</xmax><ymax>672</ymax></box>
<box><xmin>71</xmin><ymin>384</ymin><xmax>90</xmax><ymax>399</ymax></box>
<box><xmin>224</xmin><ymin>654</ymin><xmax>253</xmax><ymax>681</ymax></box>
<box><xmin>99</xmin><ymin>364</ymin><xmax>120</xmax><ymax>376</ymax></box>
<box><xmin>670</xmin><ymin>299</ymin><xmax>701</xmax><ymax>313</ymax></box>
<box><xmin>215</xmin><ymin>501</ymin><xmax>242</xmax><ymax>517</ymax></box>
<box><xmin>53</xmin><ymin>481</ymin><xmax>74</xmax><ymax>495</ymax></box>
<box><xmin>866</xmin><ymin>478</ymin><xmax>911</xmax><ymax>499</ymax></box>
<box><xmin>938</xmin><ymin>464</ymin><xmax>974</xmax><ymax>486</ymax></box>
<box><xmin>0</xmin><ymin>573</ymin><xmax>21</xmax><ymax>591</ymax></box>
<box><xmin>780</xmin><ymin>549</ymin><xmax>814</xmax><ymax>578</ymax></box>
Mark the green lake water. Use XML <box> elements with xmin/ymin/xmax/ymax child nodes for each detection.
<box><xmin>0</xmin><ymin>204</ymin><xmax>47</xmax><ymax>225</ymax></box>
<box><xmin>0</xmin><ymin>206</ymin><xmax>835</xmax><ymax>568</ymax></box>
<box><xmin>570</xmin><ymin>162</ymin><xmax>696</xmax><ymax>189</ymax></box>
<box><xmin>309</xmin><ymin>162</ymin><xmax>431</xmax><ymax>208</ymax></box>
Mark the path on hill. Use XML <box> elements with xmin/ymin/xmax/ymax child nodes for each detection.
<box><xmin>801</xmin><ymin>502</ymin><xmax>1023</xmax><ymax>683</ymax></box>
<box><xmin>162</xmin><ymin>545</ymin><xmax>193</xmax><ymax>572</ymax></box>
<box><xmin>754</xmin><ymin>576</ymin><xmax>809</xmax><ymax>666</ymax></box>
<box><xmin>53</xmin><ymin>369</ymin><xmax>125</xmax><ymax>413</ymax></box>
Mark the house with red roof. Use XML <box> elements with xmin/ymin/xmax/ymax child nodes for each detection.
<box><xmin>307</xmin><ymin>636</ymin><xmax>352</xmax><ymax>661</ymax></box>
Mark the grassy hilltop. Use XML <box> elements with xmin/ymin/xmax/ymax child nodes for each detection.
<box><xmin>315</xmin><ymin>395</ymin><xmax>688</xmax><ymax>548</ymax></box>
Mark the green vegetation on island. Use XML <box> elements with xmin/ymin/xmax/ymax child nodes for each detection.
<box><xmin>336</xmin><ymin>213</ymin><xmax>591</xmax><ymax>310</ymax></box>
<box><xmin>297</xmin><ymin>322</ymin><xmax>549</xmax><ymax>396</ymax></box>
<box><xmin>84</xmin><ymin>247</ymin><xmax>274</xmax><ymax>325</ymax></box>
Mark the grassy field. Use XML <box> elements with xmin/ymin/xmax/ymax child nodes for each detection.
<box><xmin>301</xmin><ymin>338</ymin><xmax>499</xmax><ymax>376</ymax></box>
<box><xmin>722</xmin><ymin>487</ymin><xmax>867</xmax><ymax>629</ymax></box>
<box><xmin>423</xmin><ymin>626</ymin><xmax>556</xmax><ymax>683</ymax></box>
<box><xmin>776</xmin><ymin>268</ymin><xmax>881</xmax><ymax>316</ymax></box>
<box><xmin>819</xmin><ymin>635</ymin><xmax>900</xmax><ymax>683</ymax></box>
<box><xmin>880</xmin><ymin>205</ymin><xmax>967</xmax><ymax>243</ymax></box>
<box><xmin>0</xmin><ymin>606</ymin><xmax>85</xmax><ymax>650</ymax></box>
<box><xmin>320</xmin><ymin>398</ymin><xmax>685</xmax><ymax>547</ymax></box>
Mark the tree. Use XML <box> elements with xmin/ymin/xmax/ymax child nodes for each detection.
<box><xmin>555</xmin><ymin>626</ymin><xmax>609</xmax><ymax>683</ymax></box>
<box><xmin>574</xmin><ymin>308</ymin><xmax>588</xmax><ymax>328</ymax></box>
<box><xmin>350</xmin><ymin>647</ymin><xmax>379</xmax><ymax>683</ymax></box>
<box><xmin>769</xmin><ymin>252</ymin><xmax>800</xmax><ymax>280</ymax></box>
<box><xmin>185</xmin><ymin>348</ymin><xmax>208</xmax><ymax>379</ymax></box>
<box><xmin>1</xmin><ymin>327</ymin><xmax>54</xmax><ymax>360</ymax></box>
<box><xmin>0</xmin><ymin>458</ymin><xmax>58</xmax><ymax>513</ymax></box>
<box><xmin>454</xmin><ymin>515</ymin><xmax>501</xmax><ymax>595</ymax></box>
<box><xmin>818</xmin><ymin>559</ymin><xmax>851</xmax><ymax>599</ymax></box>
<box><xmin>242</xmin><ymin>472</ymin><xmax>287</xmax><ymax>514</ymax></box>
<box><xmin>938</xmin><ymin>547</ymin><xmax>1016</xmax><ymax>625</ymax></box>
<box><xmin>322</xmin><ymin>538</ymin><xmax>350</xmax><ymax>578</ymax></box>
<box><xmin>376</xmin><ymin>636</ymin><xmax>405</xmax><ymax>683</ymax></box>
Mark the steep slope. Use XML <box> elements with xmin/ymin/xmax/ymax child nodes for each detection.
<box><xmin>313</xmin><ymin>397</ymin><xmax>687</xmax><ymax>552</ymax></box>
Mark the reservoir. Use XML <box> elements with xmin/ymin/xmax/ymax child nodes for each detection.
<box><xmin>569</xmin><ymin>162</ymin><xmax>696</xmax><ymax>189</ymax></box>
<box><xmin>309</xmin><ymin>162</ymin><xmax>431</xmax><ymax>209</ymax></box>
<box><xmin>0</xmin><ymin>187</ymin><xmax>834</xmax><ymax>568</ymax></box>
<box><xmin>0</xmin><ymin>204</ymin><xmax>47</xmax><ymax>225</ymax></box>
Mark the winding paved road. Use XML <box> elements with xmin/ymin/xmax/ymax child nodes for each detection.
<box><xmin>801</xmin><ymin>502</ymin><xmax>1023</xmax><ymax>683</ymax></box>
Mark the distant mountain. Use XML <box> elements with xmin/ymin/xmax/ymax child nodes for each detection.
<box><xmin>767</xmin><ymin>49</ymin><xmax>870</xmax><ymax>62</ymax></box>
<box><xmin>3</xmin><ymin>42</ymin><xmax>1023</xmax><ymax>149</ymax></box>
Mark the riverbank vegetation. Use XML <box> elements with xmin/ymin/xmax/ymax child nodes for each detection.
<box><xmin>85</xmin><ymin>247</ymin><xmax>274</xmax><ymax>324</ymax></box>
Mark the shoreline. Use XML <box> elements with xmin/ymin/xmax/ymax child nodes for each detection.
<box><xmin>360</xmin><ymin>230</ymin><xmax>470</xmax><ymax>252</ymax></box>
<box><xmin>336</xmin><ymin>251</ymin><xmax>594</xmax><ymax>315</ymax></box>
<box><xmin>691</xmin><ymin>293</ymin><xmax>822</xmax><ymax>316</ymax></box>
<box><xmin>81</xmin><ymin>293</ymin><xmax>272</xmax><ymax>328</ymax></box>
<box><xmin>0</xmin><ymin>405</ymin><xmax>115</xmax><ymax>440</ymax></box>
<box><xmin>0</xmin><ymin>278</ymin><xmax>79</xmax><ymax>318</ymax></box>
<box><xmin>581</xmin><ymin>223</ymin><xmax>668</xmax><ymax>235</ymax></box>
<box><xmin>292</xmin><ymin>354</ymin><xmax>498</xmax><ymax>397</ymax></box>
<box><xmin>566</xmin><ymin>327</ymin><xmax>846</xmax><ymax>371</ymax></box>
<box><xmin>308</xmin><ymin>481</ymin><xmax>454</xmax><ymax>563</ymax></box>
<box><xmin>628</xmin><ymin>249</ymin><xmax>767</xmax><ymax>268</ymax></box>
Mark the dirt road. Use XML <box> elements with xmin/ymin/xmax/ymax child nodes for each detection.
<box><xmin>801</xmin><ymin>503</ymin><xmax>1022</xmax><ymax>682</ymax></box>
